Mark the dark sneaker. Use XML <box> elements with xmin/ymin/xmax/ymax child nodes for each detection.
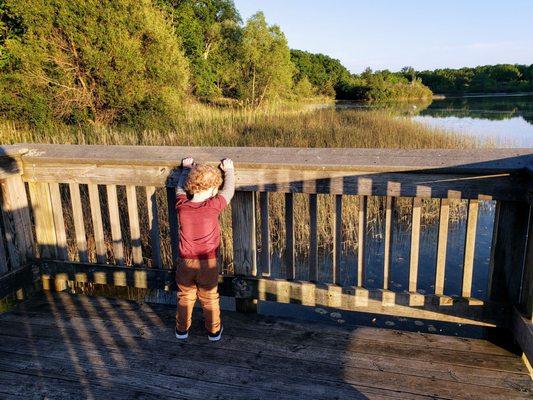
<box><xmin>175</xmin><ymin>327</ymin><xmax>188</xmax><ymax>340</ymax></box>
<box><xmin>208</xmin><ymin>326</ymin><xmax>223</xmax><ymax>342</ymax></box>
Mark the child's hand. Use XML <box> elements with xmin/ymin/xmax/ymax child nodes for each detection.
<box><xmin>182</xmin><ymin>157</ymin><xmax>194</xmax><ymax>169</ymax></box>
<box><xmin>220</xmin><ymin>158</ymin><xmax>234</xmax><ymax>171</ymax></box>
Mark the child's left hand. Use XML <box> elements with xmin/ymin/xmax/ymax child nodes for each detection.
<box><xmin>182</xmin><ymin>157</ymin><xmax>194</xmax><ymax>169</ymax></box>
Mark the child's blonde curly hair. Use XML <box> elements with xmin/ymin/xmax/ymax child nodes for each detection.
<box><xmin>184</xmin><ymin>164</ymin><xmax>223</xmax><ymax>194</ymax></box>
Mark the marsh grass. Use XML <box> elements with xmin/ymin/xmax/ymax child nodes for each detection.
<box><xmin>2</xmin><ymin>105</ymin><xmax>484</xmax><ymax>272</ymax></box>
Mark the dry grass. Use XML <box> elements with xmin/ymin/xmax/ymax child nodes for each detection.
<box><xmin>2</xmin><ymin>105</ymin><xmax>484</xmax><ymax>271</ymax></box>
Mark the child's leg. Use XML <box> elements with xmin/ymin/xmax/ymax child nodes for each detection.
<box><xmin>175</xmin><ymin>259</ymin><xmax>199</xmax><ymax>332</ymax></box>
<box><xmin>196</xmin><ymin>258</ymin><xmax>221</xmax><ymax>334</ymax></box>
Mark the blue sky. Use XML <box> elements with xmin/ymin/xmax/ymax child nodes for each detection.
<box><xmin>234</xmin><ymin>0</ymin><xmax>533</xmax><ymax>73</ymax></box>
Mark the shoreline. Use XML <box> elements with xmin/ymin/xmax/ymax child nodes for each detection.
<box><xmin>435</xmin><ymin>91</ymin><xmax>533</xmax><ymax>99</ymax></box>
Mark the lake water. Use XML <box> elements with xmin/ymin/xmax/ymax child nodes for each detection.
<box><xmin>411</xmin><ymin>94</ymin><xmax>533</xmax><ymax>147</ymax></box>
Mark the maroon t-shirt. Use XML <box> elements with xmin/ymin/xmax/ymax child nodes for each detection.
<box><xmin>176</xmin><ymin>194</ymin><xmax>228</xmax><ymax>259</ymax></box>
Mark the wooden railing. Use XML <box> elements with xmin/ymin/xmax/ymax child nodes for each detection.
<box><xmin>1</xmin><ymin>143</ymin><xmax>532</xmax><ymax>359</ymax></box>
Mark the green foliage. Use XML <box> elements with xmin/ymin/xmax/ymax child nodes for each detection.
<box><xmin>418</xmin><ymin>64</ymin><xmax>533</xmax><ymax>94</ymax></box>
<box><xmin>161</xmin><ymin>0</ymin><xmax>241</xmax><ymax>100</ymax></box>
<box><xmin>0</xmin><ymin>0</ymin><xmax>189</xmax><ymax>127</ymax></box>
<box><xmin>237</xmin><ymin>12</ymin><xmax>294</xmax><ymax>106</ymax></box>
<box><xmin>290</xmin><ymin>49</ymin><xmax>351</xmax><ymax>97</ymax></box>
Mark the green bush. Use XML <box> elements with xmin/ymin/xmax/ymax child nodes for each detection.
<box><xmin>0</xmin><ymin>0</ymin><xmax>189</xmax><ymax>127</ymax></box>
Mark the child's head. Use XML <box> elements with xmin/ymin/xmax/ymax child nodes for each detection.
<box><xmin>184</xmin><ymin>164</ymin><xmax>223</xmax><ymax>195</ymax></box>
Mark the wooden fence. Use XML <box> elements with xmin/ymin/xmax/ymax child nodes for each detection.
<box><xmin>1</xmin><ymin>143</ymin><xmax>532</xmax><ymax>362</ymax></box>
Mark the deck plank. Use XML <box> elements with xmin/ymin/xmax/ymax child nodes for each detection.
<box><xmin>0</xmin><ymin>293</ymin><xmax>530</xmax><ymax>400</ymax></box>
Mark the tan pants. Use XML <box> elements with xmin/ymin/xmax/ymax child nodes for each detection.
<box><xmin>175</xmin><ymin>258</ymin><xmax>221</xmax><ymax>334</ymax></box>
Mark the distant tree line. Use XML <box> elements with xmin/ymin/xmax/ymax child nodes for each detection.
<box><xmin>6</xmin><ymin>0</ymin><xmax>523</xmax><ymax>129</ymax></box>
<box><xmin>416</xmin><ymin>64</ymin><xmax>533</xmax><ymax>94</ymax></box>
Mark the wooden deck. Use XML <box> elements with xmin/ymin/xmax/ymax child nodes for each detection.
<box><xmin>0</xmin><ymin>293</ymin><xmax>531</xmax><ymax>400</ymax></box>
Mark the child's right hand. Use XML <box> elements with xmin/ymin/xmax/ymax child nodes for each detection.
<box><xmin>220</xmin><ymin>158</ymin><xmax>234</xmax><ymax>171</ymax></box>
<box><xmin>182</xmin><ymin>157</ymin><xmax>194</xmax><ymax>169</ymax></box>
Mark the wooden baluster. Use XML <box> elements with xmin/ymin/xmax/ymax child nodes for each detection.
<box><xmin>409</xmin><ymin>197</ymin><xmax>422</xmax><ymax>292</ymax></box>
<box><xmin>462</xmin><ymin>199</ymin><xmax>479</xmax><ymax>298</ymax></box>
<box><xmin>49</xmin><ymin>183</ymin><xmax>68</xmax><ymax>261</ymax></box>
<box><xmin>127</xmin><ymin>186</ymin><xmax>143</xmax><ymax>266</ymax></box>
<box><xmin>332</xmin><ymin>195</ymin><xmax>342</xmax><ymax>285</ymax></box>
<box><xmin>28</xmin><ymin>182</ymin><xmax>57</xmax><ymax>259</ymax></box>
<box><xmin>1</xmin><ymin>175</ymin><xmax>34</xmax><ymax>266</ymax></box>
<box><xmin>357</xmin><ymin>195</ymin><xmax>367</xmax><ymax>287</ymax></box>
<box><xmin>259</xmin><ymin>192</ymin><xmax>270</xmax><ymax>276</ymax></box>
<box><xmin>285</xmin><ymin>193</ymin><xmax>295</xmax><ymax>280</ymax></box>
<box><xmin>489</xmin><ymin>200</ymin><xmax>530</xmax><ymax>303</ymax></box>
<box><xmin>232</xmin><ymin>191</ymin><xmax>257</xmax><ymax>276</ymax></box>
<box><xmin>383</xmin><ymin>196</ymin><xmax>394</xmax><ymax>290</ymax></box>
<box><xmin>69</xmin><ymin>183</ymin><xmax>88</xmax><ymax>263</ymax></box>
<box><xmin>309</xmin><ymin>193</ymin><xmax>318</xmax><ymax>282</ymax></box>
<box><xmin>0</xmin><ymin>223</ymin><xmax>8</xmax><ymax>274</ymax></box>
<box><xmin>146</xmin><ymin>186</ymin><xmax>162</xmax><ymax>269</ymax></box>
<box><xmin>0</xmin><ymin>197</ymin><xmax>18</xmax><ymax>271</ymax></box>
<box><xmin>106</xmin><ymin>185</ymin><xmax>124</xmax><ymax>266</ymax></box>
<box><xmin>435</xmin><ymin>198</ymin><xmax>450</xmax><ymax>295</ymax></box>
<box><xmin>88</xmin><ymin>184</ymin><xmax>106</xmax><ymax>264</ymax></box>
<box><xmin>166</xmin><ymin>187</ymin><xmax>179</xmax><ymax>268</ymax></box>
<box><xmin>520</xmin><ymin>205</ymin><xmax>533</xmax><ymax>318</ymax></box>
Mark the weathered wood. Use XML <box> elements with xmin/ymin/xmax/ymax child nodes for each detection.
<box><xmin>87</xmin><ymin>184</ymin><xmax>106</xmax><ymax>264</ymax></box>
<box><xmin>435</xmin><ymin>198</ymin><xmax>450</xmax><ymax>295</ymax></box>
<box><xmin>21</xmin><ymin>163</ymin><xmax>528</xmax><ymax>201</ymax></box>
<box><xmin>309</xmin><ymin>194</ymin><xmax>318</xmax><ymax>282</ymax></box>
<box><xmin>37</xmin><ymin>260</ymin><xmax>509</xmax><ymax>326</ymax></box>
<box><xmin>462</xmin><ymin>199</ymin><xmax>479</xmax><ymax>298</ymax></box>
<box><xmin>232</xmin><ymin>191</ymin><xmax>257</xmax><ymax>276</ymax></box>
<box><xmin>512</xmin><ymin>307</ymin><xmax>533</xmax><ymax>370</ymax></box>
<box><xmin>383</xmin><ymin>196</ymin><xmax>394</xmax><ymax>290</ymax></box>
<box><xmin>1</xmin><ymin>175</ymin><xmax>34</xmax><ymax>265</ymax></box>
<box><xmin>520</xmin><ymin>206</ymin><xmax>533</xmax><ymax>318</ymax></box>
<box><xmin>11</xmin><ymin>144</ymin><xmax>532</xmax><ymax>173</ymax></box>
<box><xmin>409</xmin><ymin>197</ymin><xmax>422</xmax><ymax>293</ymax></box>
<box><xmin>166</xmin><ymin>187</ymin><xmax>179</xmax><ymax>268</ymax></box>
<box><xmin>126</xmin><ymin>186</ymin><xmax>143</xmax><ymax>266</ymax></box>
<box><xmin>490</xmin><ymin>201</ymin><xmax>530</xmax><ymax>303</ymax></box>
<box><xmin>68</xmin><ymin>183</ymin><xmax>88</xmax><ymax>263</ymax></box>
<box><xmin>0</xmin><ymin>205</ymin><xmax>17</xmax><ymax>273</ymax></box>
<box><xmin>14</xmin><ymin>144</ymin><xmax>532</xmax><ymax>201</ymax></box>
<box><xmin>284</xmin><ymin>193</ymin><xmax>295</xmax><ymax>280</ymax></box>
<box><xmin>259</xmin><ymin>192</ymin><xmax>270</xmax><ymax>276</ymax></box>
<box><xmin>0</xmin><ymin>224</ymin><xmax>8</xmax><ymax>274</ymax></box>
<box><xmin>145</xmin><ymin>186</ymin><xmax>162</xmax><ymax>269</ymax></box>
<box><xmin>48</xmin><ymin>183</ymin><xmax>68</xmax><ymax>261</ymax></box>
<box><xmin>28</xmin><ymin>182</ymin><xmax>57</xmax><ymax>259</ymax></box>
<box><xmin>40</xmin><ymin>260</ymin><xmax>171</xmax><ymax>289</ymax></box>
<box><xmin>106</xmin><ymin>185</ymin><xmax>124</xmax><ymax>266</ymax></box>
<box><xmin>333</xmin><ymin>195</ymin><xmax>342</xmax><ymax>285</ymax></box>
<box><xmin>2</xmin><ymin>291</ymin><xmax>528</xmax><ymax>400</ymax></box>
<box><xmin>357</xmin><ymin>196</ymin><xmax>367</xmax><ymax>287</ymax></box>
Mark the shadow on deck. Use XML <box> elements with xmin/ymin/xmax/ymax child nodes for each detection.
<box><xmin>0</xmin><ymin>292</ymin><xmax>531</xmax><ymax>400</ymax></box>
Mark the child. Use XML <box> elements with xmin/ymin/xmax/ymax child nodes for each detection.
<box><xmin>174</xmin><ymin>156</ymin><xmax>235</xmax><ymax>342</ymax></box>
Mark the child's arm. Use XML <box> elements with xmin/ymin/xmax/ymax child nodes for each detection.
<box><xmin>176</xmin><ymin>157</ymin><xmax>194</xmax><ymax>196</ymax></box>
<box><xmin>219</xmin><ymin>158</ymin><xmax>235</xmax><ymax>203</ymax></box>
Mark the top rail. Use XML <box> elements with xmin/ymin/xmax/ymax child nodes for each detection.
<box><xmin>4</xmin><ymin>143</ymin><xmax>533</xmax><ymax>200</ymax></box>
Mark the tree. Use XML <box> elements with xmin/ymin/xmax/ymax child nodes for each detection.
<box><xmin>1</xmin><ymin>0</ymin><xmax>189</xmax><ymax>126</ymax></box>
<box><xmin>163</xmin><ymin>0</ymin><xmax>241</xmax><ymax>99</ymax></box>
<box><xmin>237</xmin><ymin>12</ymin><xmax>294</xmax><ymax>106</ymax></box>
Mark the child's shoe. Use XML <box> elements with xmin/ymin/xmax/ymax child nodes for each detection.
<box><xmin>175</xmin><ymin>327</ymin><xmax>189</xmax><ymax>340</ymax></box>
<box><xmin>208</xmin><ymin>326</ymin><xmax>223</xmax><ymax>342</ymax></box>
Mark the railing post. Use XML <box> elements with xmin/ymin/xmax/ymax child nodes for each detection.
<box><xmin>231</xmin><ymin>191</ymin><xmax>257</xmax><ymax>312</ymax></box>
<box><xmin>489</xmin><ymin>201</ymin><xmax>530</xmax><ymax>304</ymax></box>
<box><xmin>1</xmin><ymin>164</ymin><xmax>34</xmax><ymax>268</ymax></box>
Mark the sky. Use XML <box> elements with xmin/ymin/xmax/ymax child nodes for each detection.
<box><xmin>233</xmin><ymin>0</ymin><xmax>533</xmax><ymax>74</ymax></box>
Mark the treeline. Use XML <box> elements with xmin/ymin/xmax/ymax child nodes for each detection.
<box><xmin>417</xmin><ymin>64</ymin><xmax>533</xmax><ymax>94</ymax></box>
<box><xmin>0</xmin><ymin>0</ymin><xmax>434</xmax><ymax>127</ymax></box>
